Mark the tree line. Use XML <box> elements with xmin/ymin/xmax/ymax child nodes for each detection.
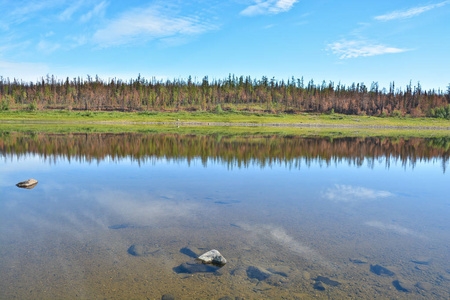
<box><xmin>0</xmin><ymin>74</ymin><xmax>449</xmax><ymax>118</ymax></box>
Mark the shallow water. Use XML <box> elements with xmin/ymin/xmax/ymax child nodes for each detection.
<box><xmin>0</xmin><ymin>133</ymin><xmax>449</xmax><ymax>299</ymax></box>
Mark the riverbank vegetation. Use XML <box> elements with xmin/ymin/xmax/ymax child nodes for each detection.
<box><xmin>0</xmin><ymin>75</ymin><xmax>449</xmax><ymax>118</ymax></box>
<box><xmin>1</xmin><ymin>109</ymin><xmax>450</xmax><ymax>129</ymax></box>
<box><xmin>1</xmin><ymin>122</ymin><xmax>450</xmax><ymax>140</ymax></box>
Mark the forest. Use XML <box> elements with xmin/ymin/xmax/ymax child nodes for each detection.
<box><xmin>0</xmin><ymin>74</ymin><xmax>449</xmax><ymax>118</ymax></box>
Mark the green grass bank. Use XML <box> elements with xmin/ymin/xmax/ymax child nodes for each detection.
<box><xmin>1</xmin><ymin>110</ymin><xmax>450</xmax><ymax>128</ymax></box>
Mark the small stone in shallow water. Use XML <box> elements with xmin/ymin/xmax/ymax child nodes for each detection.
<box><xmin>108</xmin><ymin>224</ymin><xmax>132</xmax><ymax>229</ymax></box>
<box><xmin>415</xmin><ymin>265</ymin><xmax>428</xmax><ymax>271</ymax></box>
<box><xmin>265</xmin><ymin>274</ymin><xmax>288</xmax><ymax>286</ymax></box>
<box><xmin>314</xmin><ymin>276</ymin><xmax>341</xmax><ymax>287</ymax></box>
<box><xmin>349</xmin><ymin>258</ymin><xmax>368</xmax><ymax>264</ymax></box>
<box><xmin>246</xmin><ymin>266</ymin><xmax>271</xmax><ymax>281</ymax></box>
<box><xmin>370</xmin><ymin>264</ymin><xmax>395</xmax><ymax>276</ymax></box>
<box><xmin>415</xmin><ymin>281</ymin><xmax>432</xmax><ymax>291</ymax></box>
<box><xmin>161</xmin><ymin>294</ymin><xmax>175</xmax><ymax>300</ymax></box>
<box><xmin>231</xmin><ymin>266</ymin><xmax>247</xmax><ymax>277</ymax></box>
<box><xmin>439</xmin><ymin>273</ymin><xmax>450</xmax><ymax>281</ymax></box>
<box><xmin>393</xmin><ymin>279</ymin><xmax>414</xmax><ymax>292</ymax></box>
<box><xmin>127</xmin><ymin>244</ymin><xmax>160</xmax><ymax>256</ymax></box>
<box><xmin>197</xmin><ymin>249</ymin><xmax>227</xmax><ymax>265</ymax></box>
<box><xmin>268</xmin><ymin>266</ymin><xmax>290</xmax><ymax>277</ymax></box>
<box><xmin>173</xmin><ymin>261</ymin><xmax>222</xmax><ymax>274</ymax></box>
<box><xmin>302</xmin><ymin>271</ymin><xmax>311</xmax><ymax>280</ymax></box>
<box><xmin>16</xmin><ymin>179</ymin><xmax>38</xmax><ymax>189</ymax></box>
<box><xmin>411</xmin><ymin>257</ymin><xmax>431</xmax><ymax>265</ymax></box>
<box><xmin>313</xmin><ymin>281</ymin><xmax>326</xmax><ymax>291</ymax></box>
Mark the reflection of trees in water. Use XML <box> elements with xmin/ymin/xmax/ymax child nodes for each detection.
<box><xmin>0</xmin><ymin>132</ymin><xmax>449</xmax><ymax>172</ymax></box>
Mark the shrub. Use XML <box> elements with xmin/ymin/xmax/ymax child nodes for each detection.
<box><xmin>213</xmin><ymin>104</ymin><xmax>223</xmax><ymax>113</ymax></box>
<box><xmin>1</xmin><ymin>100</ymin><xmax>9</xmax><ymax>111</ymax></box>
<box><xmin>433</xmin><ymin>105</ymin><xmax>450</xmax><ymax>119</ymax></box>
<box><xmin>28</xmin><ymin>100</ymin><xmax>38</xmax><ymax>111</ymax></box>
<box><xmin>391</xmin><ymin>110</ymin><xmax>402</xmax><ymax>117</ymax></box>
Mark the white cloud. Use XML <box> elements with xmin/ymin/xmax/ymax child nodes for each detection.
<box><xmin>0</xmin><ymin>60</ymin><xmax>49</xmax><ymax>81</ymax></box>
<box><xmin>58</xmin><ymin>0</ymin><xmax>85</xmax><ymax>21</ymax></box>
<box><xmin>327</xmin><ymin>40</ymin><xmax>410</xmax><ymax>59</ymax></box>
<box><xmin>323</xmin><ymin>184</ymin><xmax>393</xmax><ymax>202</ymax></box>
<box><xmin>365</xmin><ymin>221</ymin><xmax>424</xmax><ymax>238</ymax></box>
<box><xmin>374</xmin><ymin>1</ymin><xmax>449</xmax><ymax>21</ymax></box>
<box><xmin>68</xmin><ymin>34</ymin><xmax>88</xmax><ymax>48</ymax></box>
<box><xmin>240</xmin><ymin>0</ymin><xmax>298</xmax><ymax>16</ymax></box>
<box><xmin>0</xmin><ymin>0</ymin><xmax>57</xmax><ymax>29</ymax></box>
<box><xmin>263</xmin><ymin>24</ymin><xmax>275</xmax><ymax>29</ymax></box>
<box><xmin>37</xmin><ymin>40</ymin><xmax>61</xmax><ymax>54</ymax></box>
<box><xmin>92</xmin><ymin>5</ymin><xmax>216</xmax><ymax>47</ymax></box>
<box><xmin>80</xmin><ymin>1</ymin><xmax>108</xmax><ymax>23</ymax></box>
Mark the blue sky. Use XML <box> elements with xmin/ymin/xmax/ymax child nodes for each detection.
<box><xmin>0</xmin><ymin>0</ymin><xmax>449</xmax><ymax>90</ymax></box>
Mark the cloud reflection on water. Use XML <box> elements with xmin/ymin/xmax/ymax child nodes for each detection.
<box><xmin>94</xmin><ymin>189</ymin><xmax>200</xmax><ymax>226</ymax></box>
<box><xmin>323</xmin><ymin>184</ymin><xmax>393</xmax><ymax>203</ymax></box>
<box><xmin>365</xmin><ymin>221</ymin><xmax>425</xmax><ymax>238</ymax></box>
<box><xmin>237</xmin><ymin>223</ymin><xmax>334</xmax><ymax>268</ymax></box>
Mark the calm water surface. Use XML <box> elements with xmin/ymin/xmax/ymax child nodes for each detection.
<box><xmin>0</xmin><ymin>133</ymin><xmax>449</xmax><ymax>299</ymax></box>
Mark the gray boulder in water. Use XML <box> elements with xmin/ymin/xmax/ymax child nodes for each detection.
<box><xmin>16</xmin><ymin>179</ymin><xmax>38</xmax><ymax>189</ymax></box>
<box><xmin>197</xmin><ymin>249</ymin><xmax>227</xmax><ymax>266</ymax></box>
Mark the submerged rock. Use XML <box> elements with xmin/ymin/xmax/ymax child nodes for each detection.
<box><xmin>411</xmin><ymin>257</ymin><xmax>431</xmax><ymax>265</ymax></box>
<box><xmin>161</xmin><ymin>295</ymin><xmax>175</xmax><ymax>300</ymax></box>
<box><xmin>246</xmin><ymin>266</ymin><xmax>271</xmax><ymax>281</ymax></box>
<box><xmin>197</xmin><ymin>249</ymin><xmax>227</xmax><ymax>266</ymax></box>
<box><xmin>108</xmin><ymin>224</ymin><xmax>145</xmax><ymax>229</ymax></box>
<box><xmin>173</xmin><ymin>261</ymin><xmax>222</xmax><ymax>274</ymax></box>
<box><xmin>16</xmin><ymin>179</ymin><xmax>38</xmax><ymax>189</ymax></box>
<box><xmin>302</xmin><ymin>271</ymin><xmax>311</xmax><ymax>280</ymax></box>
<box><xmin>370</xmin><ymin>264</ymin><xmax>395</xmax><ymax>276</ymax></box>
<box><xmin>267</xmin><ymin>266</ymin><xmax>290</xmax><ymax>277</ymax></box>
<box><xmin>415</xmin><ymin>265</ymin><xmax>428</xmax><ymax>271</ymax></box>
<box><xmin>314</xmin><ymin>276</ymin><xmax>341</xmax><ymax>287</ymax></box>
<box><xmin>349</xmin><ymin>257</ymin><xmax>368</xmax><ymax>264</ymax></box>
<box><xmin>127</xmin><ymin>244</ymin><xmax>160</xmax><ymax>256</ymax></box>
<box><xmin>415</xmin><ymin>281</ymin><xmax>432</xmax><ymax>291</ymax></box>
<box><xmin>265</xmin><ymin>274</ymin><xmax>288</xmax><ymax>286</ymax></box>
<box><xmin>393</xmin><ymin>279</ymin><xmax>414</xmax><ymax>292</ymax></box>
<box><xmin>230</xmin><ymin>266</ymin><xmax>247</xmax><ymax>277</ymax></box>
<box><xmin>439</xmin><ymin>273</ymin><xmax>450</xmax><ymax>281</ymax></box>
<box><xmin>245</xmin><ymin>266</ymin><xmax>289</xmax><ymax>286</ymax></box>
<box><xmin>313</xmin><ymin>281</ymin><xmax>326</xmax><ymax>291</ymax></box>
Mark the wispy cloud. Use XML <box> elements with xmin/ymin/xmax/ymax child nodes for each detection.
<box><xmin>58</xmin><ymin>0</ymin><xmax>85</xmax><ymax>21</ymax></box>
<box><xmin>37</xmin><ymin>40</ymin><xmax>61</xmax><ymax>54</ymax></box>
<box><xmin>365</xmin><ymin>221</ymin><xmax>424</xmax><ymax>238</ymax></box>
<box><xmin>327</xmin><ymin>40</ymin><xmax>410</xmax><ymax>59</ymax></box>
<box><xmin>80</xmin><ymin>1</ymin><xmax>108</xmax><ymax>23</ymax></box>
<box><xmin>374</xmin><ymin>1</ymin><xmax>449</xmax><ymax>21</ymax></box>
<box><xmin>92</xmin><ymin>4</ymin><xmax>217</xmax><ymax>47</ymax></box>
<box><xmin>323</xmin><ymin>184</ymin><xmax>393</xmax><ymax>202</ymax></box>
<box><xmin>0</xmin><ymin>60</ymin><xmax>49</xmax><ymax>81</ymax></box>
<box><xmin>240</xmin><ymin>0</ymin><xmax>298</xmax><ymax>16</ymax></box>
<box><xmin>1</xmin><ymin>0</ymin><xmax>58</xmax><ymax>29</ymax></box>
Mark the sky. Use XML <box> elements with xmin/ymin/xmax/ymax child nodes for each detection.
<box><xmin>0</xmin><ymin>0</ymin><xmax>449</xmax><ymax>90</ymax></box>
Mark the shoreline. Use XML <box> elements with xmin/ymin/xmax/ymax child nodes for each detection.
<box><xmin>1</xmin><ymin>119</ymin><xmax>450</xmax><ymax>130</ymax></box>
